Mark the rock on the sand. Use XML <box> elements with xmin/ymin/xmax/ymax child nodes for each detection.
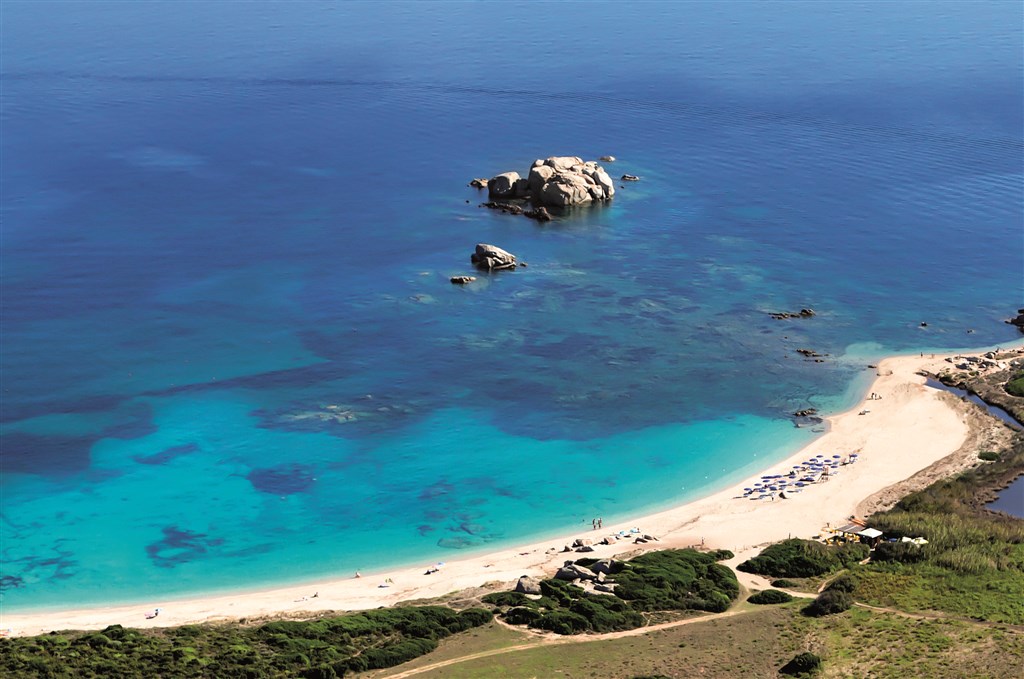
<box><xmin>514</xmin><ymin>575</ymin><xmax>543</xmax><ymax>595</ymax></box>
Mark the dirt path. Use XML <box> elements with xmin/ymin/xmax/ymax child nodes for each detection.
<box><xmin>853</xmin><ymin>602</ymin><xmax>1024</xmax><ymax>632</ymax></box>
<box><xmin>382</xmin><ymin>595</ymin><xmax>1021</xmax><ymax>678</ymax></box>
<box><xmin>380</xmin><ymin>609</ymin><xmax>748</xmax><ymax>678</ymax></box>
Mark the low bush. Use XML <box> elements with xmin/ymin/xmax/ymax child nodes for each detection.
<box><xmin>1005</xmin><ymin>374</ymin><xmax>1024</xmax><ymax>397</ymax></box>
<box><xmin>490</xmin><ymin>549</ymin><xmax>740</xmax><ymax>635</ymax></box>
<box><xmin>748</xmin><ymin>589</ymin><xmax>793</xmax><ymax>605</ymax></box>
<box><xmin>780</xmin><ymin>651</ymin><xmax>822</xmax><ymax>675</ymax></box>
<box><xmin>978</xmin><ymin>451</ymin><xmax>1001</xmax><ymax>461</ymax></box>
<box><xmin>804</xmin><ymin>590</ymin><xmax>853</xmax><ymax>617</ymax></box>
<box><xmin>0</xmin><ymin>606</ymin><xmax>492</xmax><ymax>678</ymax></box>
<box><xmin>770</xmin><ymin>578</ymin><xmax>797</xmax><ymax>588</ymax></box>
<box><xmin>871</xmin><ymin>540</ymin><xmax>928</xmax><ymax>564</ymax></box>
<box><xmin>708</xmin><ymin>549</ymin><xmax>734</xmax><ymax>561</ymax></box>
<box><xmin>825</xmin><ymin>574</ymin><xmax>858</xmax><ymax>593</ymax></box>
<box><xmin>737</xmin><ymin>539</ymin><xmax>867</xmax><ymax>578</ymax></box>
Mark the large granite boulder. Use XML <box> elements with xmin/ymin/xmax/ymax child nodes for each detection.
<box><xmin>488</xmin><ymin>172</ymin><xmax>521</xmax><ymax>199</ymax></box>
<box><xmin>490</xmin><ymin>156</ymin><xmax>615</xmax><ymax>208</ymax></box>
<box><xmin>514</xmin><ymin>575</ymin><xmax>543</xmax><ymax>595</ymax></box>
<box><xmin>555</xmin><ymin>562</ymin><xmax>598</xmax><ymax>582</ymax></box>
<box><xmin>470</xmin><ymin>243</ymin><xmax>517</xmax><ymax>271</ymax></box>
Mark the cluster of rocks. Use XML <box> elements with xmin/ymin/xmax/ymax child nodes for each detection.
<box><xmin>480</xmin><ymin>201</ymin><xmax>552</xmax><ymax>222</ymax></box>
<box><xmin>1006</xmin><ymin>308</ymin><xmax>1024</xmax><ymax>333</ymax></box>
<box><xmin>792</xmin><ymin>407</ymin><xmax>824</xmax><ymax>428</ymax></box>
<box><xmin>770</xmin><ymin>308</ymin><xmax>816</xmax><ymax>320</ymax></box>
<box><xmin>552</xmin><ymin>558</ymin><xmax>621</xmax><ymax>593</ymax></box>
<box><xmin>945</xmin><ymin>353</ymin><xmax>1007</xmax><ymax>372</ymax></box>
<box><xmin>795</xmin><ymin>348</ymin><xmax>828</xmax><ymax>359</ymax></box>
<box><xmin>560</xmin><ymin>533</ymin><xmax>659</xmax><ymax>554</ymax></box>
<box><xmin>454</xmin><ymin>155</ymin><xmax>630</xmax><ymax>284</ymax></box>
<box><xmin>488</xmin><ymin>156</ymin><xmax>616</xmax><ymax>207</ymax></box>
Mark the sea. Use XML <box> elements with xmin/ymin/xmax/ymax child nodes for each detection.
<box><xmin>2</xmin><ymin>1</ymin><xmax>1022</xmax><ymax>612</ymax></box>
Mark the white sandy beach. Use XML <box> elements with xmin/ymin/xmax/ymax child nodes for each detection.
<box><xmin>4</xmin><ymin>344</ymin><xmax>1021</xmax><ymax>637</ymax></box>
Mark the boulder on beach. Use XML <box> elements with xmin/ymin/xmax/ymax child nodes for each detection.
<box><xmin>555</xmin><ymin>562</ymin><xmax>598</xmax><ymax>581</ymax></box>
<box><xmin>514</xmin><ymin>575</ymin><xmax>543</xmax><ymax>595</ymax></box>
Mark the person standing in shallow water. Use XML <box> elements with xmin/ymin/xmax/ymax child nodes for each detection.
<box><xmin>598</xmin><ymin>518</ymin><xmax>603</xmax><ymax>529</ymax></box>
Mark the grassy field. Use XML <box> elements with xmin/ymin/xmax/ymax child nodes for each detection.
<box><xmin>374</xmin><ymin>604</ymin><xmax>1023</xmax><ymax>679</ymax></box>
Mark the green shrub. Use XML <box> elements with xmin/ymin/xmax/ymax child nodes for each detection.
<box><xmin>708</xmin><ymin>549</ymin><xmax>734</xmax><ymax>561</ymax></box>
<box><xmin>978</xmin><ymin>451</ymin><xmax>1001</xmax><ymax>461</ymax></box>
<box><xmin>614</xmin><ymin>549</ymin><xmax>739</xmax><ymax>612</ymax></box>
<box><xmin>748</xmin><ymin>589</ymin><xmax>793</xmax><ymax>604</ymax></box>
<box><xmin>825</xmin><ymin>574</ymin><xmax>858</xmax><ymax>593</ymax></box>
<box><xmin>504</xmin><ymin>607</ymin><xmax>543</xmax><ymax>626</ymax></box>
<box><xmin>871</xmin><ymin>541</ymin><xmax>928</xmax><ymax>564</ymax></box>
<box><xmin>534</xmin><ymin>611</ymin><xmax>591</xmax><ymax>635</ymax></box>
<box><xmin>771</xmin><ymin>579</ymin><xmax>798</xmax><ymax>588</ymax></box>
<box><xmin>780</xmin><ymin>651</ymin><xmax>822</xmax><ymax>675</ymax></box>
<box><xmin>804</xmin><ymin>590</ymin><xmax>853</xmax><ymax>617</ymax></box>
<box><xmin>482</xmin><ymin>591</ymin><xmax>532</xmax><ymax>607</ymax></box>
<box><xmin>737</xmin><ymin>539</ymin><xmax>867</xmax><ymax>578</ymax></box>
<box><xmin>1005</xmin><ymin>375</ymin><xmax>1024</xmax><ymax>397</ymax></box>
<box><xmin>361</xmin><ymin>638</ymin><xmax>437</xmax><ymax>669</ymax></box>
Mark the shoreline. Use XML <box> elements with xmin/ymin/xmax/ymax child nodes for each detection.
<box><xmin>3</xmin><ymin>343</ymin><xmax>1022</xmax><ymax>637</ymax></box>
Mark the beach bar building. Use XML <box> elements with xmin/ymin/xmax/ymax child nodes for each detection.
<box><xmin>835</xmin><ymin>522</ymin><xmax>884</xmax><ymax>547</ymax></box>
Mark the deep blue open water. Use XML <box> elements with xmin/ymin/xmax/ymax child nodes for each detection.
<box><xmin>2</xmin><ymin>1</ymin><xmax>1022</xmax><ymax>611</ymax></box>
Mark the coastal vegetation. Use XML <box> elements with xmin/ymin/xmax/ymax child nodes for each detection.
<box><xmin>849</xmin><ymin>433</ymin><xmax>1024</xmax><ymax>624</ymax></box>
<box><xmin>483</xmin><ymin>549</ymin><xmax>739</xmax><ymax>635</ymax></box>
<box><xmin>747</xmin><ymin>589</ymin><xmax>793</xmax><ymax>605</ymax></box>
<box><xmin>372</xmin><ymin>606</ymin><xmax>1022</xmax><ymax>678</ymax></box>
<box><xmin>0</xmin><ymin>606</ymin><xmax>491</xmax><ymax>678</ymax></box>
<box><xmin>1005</xmin><ymin>371</ymin><xmax>1024</xmax><ymax>397</ymax></box>
<box><xmin>736</xmin><ymin>538</ymin><xmax>868</xmax><ymax>578</ymax></box>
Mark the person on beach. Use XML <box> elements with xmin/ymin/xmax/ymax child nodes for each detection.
<box><xmin>592</xmin><ymin>518</ymin><xmax>596</xmax><ymax>530</ymax></box>
<box><xmin>598</xmin><ymin>518</ymin><xmax>603</xmax><ymax>528</ymax></box>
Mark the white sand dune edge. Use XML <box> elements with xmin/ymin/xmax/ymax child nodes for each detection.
<box><xmin>4</xmin><ymin>343</ymin><xmax>1022</xmax><ymax>636</ymax></box>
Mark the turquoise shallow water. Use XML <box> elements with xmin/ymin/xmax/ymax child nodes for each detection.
<box><xmin>1</xmin><ymin>1</ymin><xmax>1022</xmax><ymax>611</ymax></box>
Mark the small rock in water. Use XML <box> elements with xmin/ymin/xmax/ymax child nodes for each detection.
<box><xmin>599</xmin><ymin>155</ymin><xmax>616</xmax><ymax>162</ymax></box>
<box><xmin>621</xmin><ymin>174</ymin><xmax>640</xmax><ymax>181</ymax></box>
<box><xmin>470</xmin><ymin>243</ymin><xmax>518</xmax><ymax>271</ymax></box>
<box><xmin>450</xmin><ymin>276</ymin><xmax>476</xmax><ymax>285</ymax></box>
<box><xmin>524</xmin><ymin>206</ymin><xmax>552</xmax><ymax>222</ymax></box>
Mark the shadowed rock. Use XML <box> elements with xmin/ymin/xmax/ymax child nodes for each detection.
<box><xmin>471</xmin><ymin>243</ymin><xmax>518</xmax><ymax>271</ymax></box>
